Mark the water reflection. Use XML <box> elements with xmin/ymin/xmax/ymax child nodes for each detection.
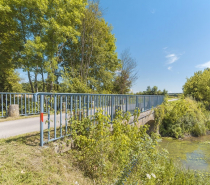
<box><xmin>182</xmin><ymin>150</ymin><xmax>208</xmax><ymax>171</ymax></box>
<box><xmin>159</xmin><ymin>135</ymin><xmax>210</xmax><ymax>171</ymax></box>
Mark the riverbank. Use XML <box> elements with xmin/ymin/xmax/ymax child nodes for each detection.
<box><xmin>1</xmin><ymin>109</ymin><xmax>210</xmax><ymax>184</ymax></box>
<box><xmin>0</xmin><ymin>132</ymin><xmax>92</xmax><ymax>185</ymax></box>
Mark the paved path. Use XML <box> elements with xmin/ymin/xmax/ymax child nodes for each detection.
<box><xmin>0</xmin><ymin>113</ymin><xmax>68</xmax><ymax>139</ymax></box>
<box><xmin>0</xmin><ymin>110</ymin><xmax>154</xmax><ymax>139</ymax></box>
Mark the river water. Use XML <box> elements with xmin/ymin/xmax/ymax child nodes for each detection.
<box><xmin>159</xmin><ymin>135</ymin><xmax>210</xmax><ymax>171</ymax></box>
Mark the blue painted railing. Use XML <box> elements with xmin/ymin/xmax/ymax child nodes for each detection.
<box><xmin>36</xmin><ymin>93</ymin><xmax>164</xmax><ymax>146</ymax></box>
<box><xmin>0</xmin><ymin>92</ymin><xmax>164</xmax><ymax>146</ymax></box>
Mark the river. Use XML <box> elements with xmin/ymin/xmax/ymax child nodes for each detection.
<box><xmin>159</xmin><ymin>135</ymin><xmax>210</xmax><ymax>172</ymax></box>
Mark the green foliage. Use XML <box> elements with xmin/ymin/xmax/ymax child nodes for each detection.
<box><xmin>137</xmin><ymin>86</ymin><xmax>168</xmax><ymax>95</ymax></box>
<box><xmin>69</xmin><ymin>110</ymin><xmax>210</xmax><ymax>184</ymax></box>
<box><xmin>183</xmin><ymin>68</ymin><xmax>210</xmax><ymax>109</ymax></box>
<box><xmin>113</xmin><ymin>70</ymin><xmax>131</xmax><ymax>94</ymax></box>
<box><xmin>0</xmin><ymin>69</ymin><xmax>22</xmax><ymax>92</ymax></box>
<box><xmin>155</xmin><ymin>97</ymin><xmax>209</xmax><ymax>138</ymax></box>
<box><xmin>61</xmin><ymin>2</ymin><xmax>120</xmax><ymax>94</ymax></box>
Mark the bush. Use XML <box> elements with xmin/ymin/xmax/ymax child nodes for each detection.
<box><xmin>69</xmin><ymin>109</ymin><xmax>210</xmax><ymax>184</ymax></box>
<box><xmin>155</xmin><ymin>97</ymin><xmax>209</xmax><ymax>138</ymax></box>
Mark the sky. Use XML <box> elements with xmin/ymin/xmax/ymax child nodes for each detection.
<box><xmin>99</xmin><ymin>0</ymin><xmax>210</xmax><ymax>93</ymax></box>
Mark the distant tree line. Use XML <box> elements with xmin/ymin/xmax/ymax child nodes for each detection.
<box><xmin>136</xmin><ymin>86</ymin><xmax>168</xmax><ymax>95</ymax></box>
<box><xmin>0</xmin><ymin>0</ymin><xmax>137</xmax><ymax>94</ymax></box>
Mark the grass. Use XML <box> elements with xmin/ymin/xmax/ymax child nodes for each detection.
<box><xmin>0</xmin><ymin>131</ymin><xmax>93</xmax><ymax>185</ymax></box>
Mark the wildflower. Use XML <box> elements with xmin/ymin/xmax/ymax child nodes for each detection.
<box><xmin>21</xmin><ymin>170</ymin><xmax>25</xmax><ymax>174</ymax></box>
<box><xmin>146</xmin><ymin>174</ymin><xmax>151</xmax><ymax>179</ymax></box>
<box><xmin>151</xmin><ymin>173</ymin><xmax>156</xmax><ymax>178</ymax></box>
<box><xmin>75</xmin><ymin>181</ymin><xmax>79</xmax><ymax>185</ymax></box>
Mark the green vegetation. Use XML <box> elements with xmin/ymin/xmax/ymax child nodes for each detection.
<box><xmin>69</xmin><ymin>110</ymin><xmax>210</xmax><ymax>184</ymax></box>
<box><xmin>0</xmin><ymin>132</ymin><xmax>93</xmax><ymax>185</ymax></box>
<box><xmin>183</xmin><ymin>68</ymin><xmax>210</xmax><ymax>109</ymax></box>
<box><xmin>136</xmin><ymin>86</ymin><xmax>168</xmax><ymax>95</ymax></box>
<box><xmin>0</xmin><ymin>0</ymin><xmax>136</xmax><ymax>94</ymax></box>
<box><xmin>1</xmin><ymin>110</ymin><xmax>210</xmax><ymax>184</ymax></box>
<box><xmin>155</xmin><ymin>97</ymin><xmax>210</xmax><ymax>138</ymax></box>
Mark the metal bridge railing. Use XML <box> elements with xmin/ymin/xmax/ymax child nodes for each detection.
<box><xmin>0</xmin><ymin>92</ymin><xmax>41</xmax><ymax>117</ymax></box>
<box><xmin>0</xmin><ymin>92</ymin><xmax>164</xmax><ymax>146</ymax></box>
<box><xmin>36</xmin><ymin>93</ymin><xmax>164</xmax><ymax>146</ymax></box>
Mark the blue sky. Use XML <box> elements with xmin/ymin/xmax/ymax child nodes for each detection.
<box><xmin>100</xmin><ymin>0</ymin><xmax>210</xmax><ymax>93</ymax></box>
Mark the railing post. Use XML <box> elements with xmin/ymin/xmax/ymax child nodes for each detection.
<box><xmin>87</xmin><ymin>95</ymin><xmax>89</xmax><ymax>117</ymax></box>
<box><xmin>126</xmin><ymin>96</ymin><xmax>128</xmax><ymax>112</ymax></box>
<box><xmin>48</xmin><ymin>98</ymin><xmax>50</xmax><ymax>141</ymax></box>
<box><xmin>149</xmin><ymin>96</ymin><xmax>151</xmax><ymax>109</ymax></box>
<box><xmin>136</xmin><ymin>96</ymin><xmax>138</xmax><ymax>109</ymax></box>
<box><xmin>65</xmin><ymin>95</ymin><xmax>67</xmax><ymax>135</ymax></box>
<box><xmin>25</xmin><ymin>94</ymin><xmax>26</xmax><ymax>116</ymax></box>
<box><xmin>1</xmin><ymin>94</ymin><xmax>3</xmax><ymax>117</ymax></box>
<box><xmin>54</xmin><ymin>94</ymin><xmax>57</xmax><ymax>139</ymax></box>
<box><xmin>40</xmin><ymin>95</ymin><xmax>44</xmax><ymax>147</ymax></box>
<box><xmin>111</xmin><ymin>95</ymin><xmax>114</xmax><ymax>121</ymax></box>
<box><xmin>60</xmin><ymin>95</ymin><xmax>62</xmax><ymax>137</ymax></box>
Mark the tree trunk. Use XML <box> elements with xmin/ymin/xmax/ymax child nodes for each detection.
<box><xmin>41</xmin><ymin>66</ymin><xmax>45</xmax><ymax>92</ymax></box>
<box><xmin>28</xmin><ymin>71</ymin><xmax>34</xmax><ymax>93</ymax></box>
<box><xmin>34</xmin><ymin>65</ymin><xmax>38</xmax><ymax>92</ymax></box>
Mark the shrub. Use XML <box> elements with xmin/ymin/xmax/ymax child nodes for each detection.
<box><xmin>69</xmin><ymin>109</ymin><xmax>210</xmax><ymax>184</ymax></box>
<box><xmin>155</xmin><ymin>97</ymin><xmax>209</xmax><ymax>138</ymax></box>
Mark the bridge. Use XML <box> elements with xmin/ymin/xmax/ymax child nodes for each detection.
<box><xmin>0</xmin><ymin>92</ymin><xmax>164</xmax><ymax>145</ymax></box>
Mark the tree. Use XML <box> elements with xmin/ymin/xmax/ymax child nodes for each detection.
<box><xmin>136</xmin><ymin>86</ymin><xmax>168</xmax><ymax>95</ymax></box>
<box><xmin>1</xmin><ymin>0</ymin><xmax>87</xmax><ymax>93</ymax></box>
<box><xmin>61</xmin><ymin>1</ymin><xmax>120</xmax><ymax>93</ymax></box>
<box><xmin>113</xmin><ymin>70</ymin><xmax>131</xmax><ymax>94</ymax></box>
<box><xmin>183</xmin><ymin>68</ymin><xmax>210</xmax><ymax>108</ymax></box>
<box><xmin>0</xmin><ymin>69</ymin><xmax>22</xmax><ymax>92</ymax></box>
<box><xmin>113</xmin><ymin>49</ymin><xmax>137</xmax><ymax>94</ymax></box>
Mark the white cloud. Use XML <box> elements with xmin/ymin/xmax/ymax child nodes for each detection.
<box><xmin>166</xmin><ymin>54</ymin><xmax>179</xmax><ymax>64</ymax></box>
<box><xmin>168</xmin><ymin>66</ymin><xmax>172</xmax><ymax>70</ymax></box>
<box><xmin>163</xmin><ymin>47</ymin><xmax>168</xmax><ymax>50</ymax></box>
<box><xmin>196</xmin><ymin>61</ymin><xmax>210</xmax><ymax>68</ymax></box>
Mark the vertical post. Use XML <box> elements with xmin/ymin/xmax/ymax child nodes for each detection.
<box><xmin>25</xmin><ymin>94</ymin><xmax>26</xmax><ymax>116</ymax></box>
<box><xmin>1</xmin><ymin>94</ymin><xmax>3</xmax><ymax>117</ymax></box>
<box><xmin>48</xmin><ymin>98</ymin><xmax>50</xmax><ymax>141</ymax></box>
<box><xmin>54</xmin><ymin>94</ymin><xmax>57</xmax><ymax>139</ymax></box>
<box><xmin>75</xmin><ymin>96</ymin><xmax>77</xmax><ymax>120</ymax></box>
<box><xmin>65</xmin><ymin>95</ymin><xmax>67</xmax><ymax>135</ymax></box>
<box><xmin>87</xmin><ymin>95</ymin><xmax>89</xmax><ymax>117</ymax></box>
<box><xmin>21</xmin><ymin>95</ymin><xmax>23</xmax><ymax>115</ymax></box>
<box><xmin>32</xmin><ymin>95</ymin><xmax>33</xmax><ymax>114</ymax></box>
<box><xmin>149</xmin><ymin>96</ymin><xmax>151</xmax><ymax>109</ymax></box>
<box><xmin>83</xmin><ymin>96</ymin><xmax>85</xmax><ymax>118</ymax></box>
<box><xmin>91</xmin><ymin>96</ymin><xmax>93</xmax><ymax>116</ymax></box>
<box><xmin>136</xmin><ymin>96</ymin><xmax>138</xmax><ymax>109</ymax></box>
<box><xmin>40</xmin><ymin>95</ymin><xmax>44</xmax><ymax>147</ymax></box>
<box><xmin>60</xmin><ymin>95</ymin><xmax>62</xmax><ymax>137</ymax></box>
<box><xmin>79</xmin><ymin>96</ymin><xmax>81</xmax><ymax>120</ymax></box>
<box><xmin>6</xmin><ymin>95</ymin><xmax>7</xmax><ymax>116</ymax></box>
<box><xmin>126</xmin><ymin>96</ymin><xmax>128</xmax><ymax>112</ymax></box>
<box><xmin>111</xmin><ymin>95</ymin><xmax>114</xmax><ymax>121</ymax></box>
<box><xmin>70</xmin><ymin>96</ymin><xmax>73</xmax><ymax>117</ymax></box>
<box><xmin>28</xmin><ymin>94</ymin><xmax>30</xmax><ymax>114</ymax></box>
